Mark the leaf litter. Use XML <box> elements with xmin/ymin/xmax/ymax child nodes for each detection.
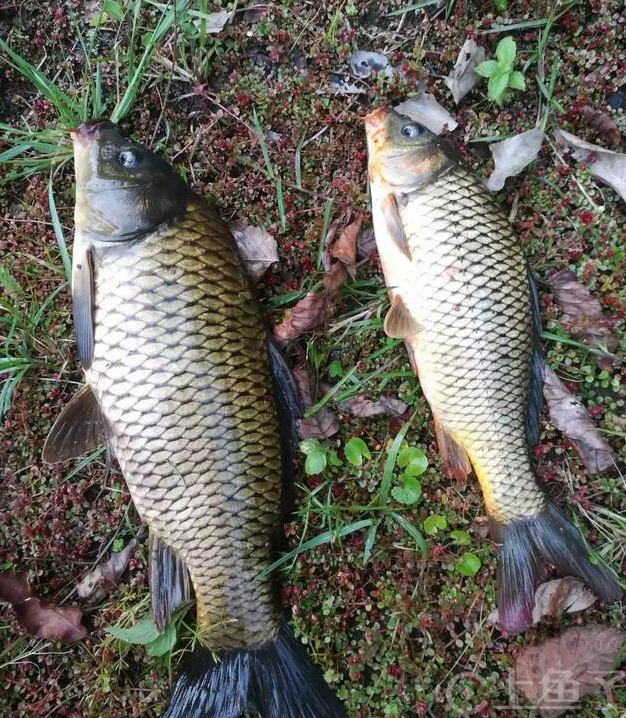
<box><xmin>292</xmin><ymin>360</ymin><xmax>339</xmax><ymax>440</ymax></box>
<box><xmin>0</xmin><ymin>570</ymin><xmax>87</xmax><ymax>643</ymax></box>
<box><xmin>543</xmin><ymin>366</ymin><xmax>617</xmax><ymax>474</ymax></box>
<box><xmin>444</xmin><ymin>39</ymin><xmax>485</xmax><ymax>104</ymax></box>
<box><xmin>230</xmin><ymin>222</ymin><xmax>279</xmax><ymax>284</ymax></box>
<box><xmin>76</xmin><ymin>538</ymin><xmax>138</xmax><ymax>603</ymax></box>
<box><xmin>486</xmin><ymin>128</ymin><xmax>545</xmax><ymax>191</ymax></box>
<box><xmin>514</xmin><ymin>624</ymin><xmax>626</xmax><ymax>717</ymax></box>
<box><xmin>394</xmin><ymin>94</ymin><xmax>459</xmax><ymax>135</ymax></box>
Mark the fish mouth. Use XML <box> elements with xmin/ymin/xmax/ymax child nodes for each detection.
<box><xmin>70</xmin><ymin>118</ymin><xmax>112</xmax><ymax>147</ymax></box>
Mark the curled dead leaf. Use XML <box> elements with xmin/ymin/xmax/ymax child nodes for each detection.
<box><xmin>394</xmin><ymin>94</ymin><xmax>458</xmax><ymax>135</ymax></box>
<box><xmin>348</xmin><ymin>50</ymin><xmax>394</xmax><ymax>79</ymax></box>
<box><xmin>322</xmin><ymin>262</ymin><xmax>348</xmax><ymax>297</ymax></box>
<box><xmin>291</xmin><ymin>360</ymin><xmax>339</xmax><ymax>439</ymax></box>
<box><xmin>487</xmin><ymin>577</ymin><xmax>596</xmax><ymax>627</ymax></box>
<box><xmin>0</xmin><ymin>570</ymin><xmax>87</xmax><ymax>644</ymax></box>
<box><xmin>547</xmin><ymin>268</ymin><xmax>617</xmax><ymax>363</ymax></box>
<box><xmin>77</xmin><ymin>539</ymin><xmax>137</xmax><ymax>603</ymax></box>
<box><xmin>338</xmin><ymin>394</ymin><xmax>407</xmax><ymax>418</ymax></box>
<box><xmin>329</xmin><ymin>213</ymin><xmax>362</xmax><ymax>277</ymax></box>
<box><xmin>543</xmin><ymin>366</ymin><xmax>617</xmax><ymax>474</ymax></box>
<box><xmin>357</xmin><ymin>227</ymin><xmax>377</xmax><ymax>258</ymax></box>
<box><xmin>514</xmin><ymin>624</ymin><xmax>626</xmax><ymax>717</ymax></box>
<box><xmin>230</xmin><ymin>222</ymin><xmax>279</xmax><ymax>283</ymax></box>
<box><xmin>445</xmin><ymin>39</ymin><xmax>485</xmax><ymax>104</ymax></box>
<box><xmin>272</xmin><ymin>293</ymin><xmax>334</xmax><ymax>345</ymax></box>
<box><xmin>486</xmin><ymin>128</ymin><xmax>545</xmax><ymax>191</ymax></box>
<box><xmin>580</xmin><ymin>106</ymin><xmax>621</xmax><ymax>148</ymax></box>
<box><xmin>555</xmin><ymin>128</ymin><xmax>626</xmax><ymax>202</ymax></box>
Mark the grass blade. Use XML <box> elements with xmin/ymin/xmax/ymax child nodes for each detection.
<box><xmin>391</xmin><ymin>512</ymin><xmax>427</xmax><ymax>555</ymax></box>
<box><xmin>48</xmin><ymin>179</ymin><xmax>72</xmax><ymax>284</ymax></box>
<box><xmin>379</xmin><ymin>419</ymin><xmax>412</xmax><ymax>503</ymax></box>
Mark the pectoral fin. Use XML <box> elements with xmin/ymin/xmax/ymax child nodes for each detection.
<box><xmin>433</xmin><ymin>414</ymin><xmax>472</xmax><ymax>482</ymax></box>
<box><xmin>150</xmin><ymin>533</ymin><xmax>192</xmax><ymax>632</ymax></box>
<box><xmin>43</xmin><ymin>384</ymin><xmax>109</xmax><ymax>463</ymax></box>
<box><xmin>72</xmin><ymin>246</ymin><xmax>95</xmax><ymax>369</ymax></box>
<box><xmin>381</xmin><ymin>193</ymin><xmax>410</xmax><ymax>258</ymax></box>
<box><xmin>383</xmin><ymin>296</ymin><xmax>421</xmax><ymax>339</ymax></box>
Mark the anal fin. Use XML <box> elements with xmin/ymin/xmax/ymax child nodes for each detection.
<box><xmin>43</xmin><ymin>384</ymin><xmax>109</xmax><ymax>463</ymax></box>
<box><xmin>433</xmin><ymin>414</ymin><xmax>472</xmax><ymax>482</ymax></box>
<box><xmin>150</xmin><ymin>533</ymin><xmax>192</xmax><ymax>632</ymax></box>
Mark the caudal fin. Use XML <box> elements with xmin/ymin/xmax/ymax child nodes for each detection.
<box><xmin>495</xmin><ymin>498</ymin><xmax>622</xmax><ymax>634</ymax></box>
<box><xmin>162</xmin><ymin>623</ymin><xmax>347</xmax><ymax>718</ymax></box>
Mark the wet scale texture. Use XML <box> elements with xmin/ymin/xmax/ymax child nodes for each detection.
<box><xmin>401</xmin><ymin>166</ymin><xmax>545</xmax><ymax>523</ymax></box>
<box><xmin>84</xmin><ymin>202</ymin><xmax>282</xmax><ymax>650</ymax></box>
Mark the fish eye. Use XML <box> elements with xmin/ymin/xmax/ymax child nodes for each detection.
<box><xmin>118</xmin><ymin>149</ymin><xmax>140</xmax><ymax>167</ymax></box>
<box><xmin>401</xmin><ymin>123</ymin><xmax>425</xmax><ymax>139</ymax></box>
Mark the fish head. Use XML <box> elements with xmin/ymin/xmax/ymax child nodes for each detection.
<box><xmin>71</xmin><ymin>119</ymin><xmax>193</xmax><ymax>238</ymax></box>
<box><xmin>365</xmin><ymin>106</ymin><xmax>455</xmax><ymax>191</ymax></box>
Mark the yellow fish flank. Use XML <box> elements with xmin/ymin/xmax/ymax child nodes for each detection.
<box><xmin>44</xmin><ymin>119</ymin><xmax>347</xmax><ymax>718</ymax></box>
<box><xmin>365</xmin><ymin>106</ymin><xmax>621</xmax><ymax>634</ymax></box>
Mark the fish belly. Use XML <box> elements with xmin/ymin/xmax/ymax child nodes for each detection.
<box><xmin>85</xmin><ymin>204</ymin><xmax>282</xmax><ymax>650</ymax></box>
<box><xmin>398</xmin><ymin>167</ymin><xmax>545</xmax><ymax>522</ymax></box>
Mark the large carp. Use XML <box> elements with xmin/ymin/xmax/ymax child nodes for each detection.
<box><xmin>44</xmin><ymin>119</ymin><xmax>346</xmax><ymax>718</ymax></box>
<box><xmin>365</xmin><ymin>106</ymin><xmax>621</xmax><ymax>633</ymax></box>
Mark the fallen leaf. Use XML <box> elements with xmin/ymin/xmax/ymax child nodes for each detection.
<box><xmin>445</xmin><ymin>39</ymin><xmax>486</xmax><ymax>104</ymax></box>
<box><xmin>486</xmin><ymin>128</ymin><xmax>545</xmax><ymax>191</ymax></box>
<box><xmin>338</xmin><ymin>394</ymin><xmax>407</xmax><ymax>418</ymax></box>
<box><xmin>329</xmin><ymin>213</ymin><xmax>362</xmax><ymax>277</ymax></box>
<box><xmin>297</xmin><ymin>407</ymin><xmax>339</xmax><ymax>440</ymax></box>
<box><xmin>357</xmin><ymin>227</ymin><xmax>377</xmax><ymax>258</ymax></box>
<box><xmin>230</xmin><ymin>222</ymin><xmax>279</xmax><ymax>283</ymax></box>
<box><xmin>328</xmin><ymin>75</ymin><xmax>363</xmax><ymax>94</ymax></box>
<box><xmin>514</xmin><ymin>624</ymin><xmax>626</xmax><ymax>717</ymax></box>
<box><xmin>348</xmin><ymin>50</ymin><xmax>394</xmax><ymax>78</ymax></box>
<box><xmin>547</xmin><ymin>268</ymin><xmax>617</xmax><ymax>362</ymax></box>
<box><xmin>488</xmin><ymin>577</ymin><xmax>596</xmax><ymax>626</ymax></box>
<box><xmin>322</xmin><ymin>261</ymin><xmax>348</xmax><ymax>296</ymax></box>
<box><xmin>77</xmin><ymin>539</ymin><xmax>137</xmax><ymax>603</ymax></box>
<box><xmin>0</xmin><ymin>570</ymin><xmax>87</xmax><ymax>643</ymax></box>
<box><xmin>555</xmin><ymin>128</ymin><xmax>626</xmax><ymax>202</ymax></box>
<box><xmin>291</xmin><ymin>361</ymin><xmax>339</xmax><ymax>439</ymax></box>
<box><xmin>580</xmin><ymin>106</ymin><xmax>621</xmax><ymax>147</ymax></box>
<box><xmin>543</xmin><ymin>366</ymin><xmax>617</xmax><ymax>474</ymax></box>
<box><xmin>272</xmin><ymin>293</ymin><xmax>334</xmax><ymax>345</ymax></box>
<box><xmin>193</xmin><ymin>10</ymin><xmax>232</xmax><ymax>33</ymax></box>
<box><xmin>394</xmin><ymin>94</ymin><xmax>459</xmax><ymax>135</ymax></box>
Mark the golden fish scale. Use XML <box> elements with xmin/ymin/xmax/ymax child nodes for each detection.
<box><xmin>401</xmin><ymin>166</ymin><xmax>545</xmax><ymax>522</ymax></box>
<box><xmin>85</xmin><ymin>203</ymin><xmax>282</xmax><ymax>650</ymax></box>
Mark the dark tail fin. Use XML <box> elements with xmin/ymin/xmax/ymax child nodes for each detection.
<box><xmin>495</xmin><ymin>498</ymin><xmax>622</xmax><ymax>634</ymax></box>
<box><xmin>162</xmin><ymin>623</ymin><xmax>347</xmax><ymax>718</ymax></box>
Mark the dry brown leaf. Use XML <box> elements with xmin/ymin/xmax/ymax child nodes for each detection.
<box><xmin>488</xmin><ymin>577</ymin><xmax>596</xmax><ymax>627</ymax></box>
<box><xmin>543</xmin><ymin>366</ymin><xmax>617</xmax><ymax>474</ymax></box>
<box><xmin>580</xmin><ymin>106</ymin><xmax>621</xmax><ymax>147</ymax></box>
<box><xmin>272</xmin><ymin>293</ymin><xmax>333</xmax><ymax>345</ymax></box>
<box><xmin>547</xmin><ymin>269</ymin><xmax>617</xmax><ymax>363</ymax></box>
<box><xmin>0</xmin><ymin>571</ymin><xmax>87</xmax><ymax>643</ymax></box>
<box><xmin>445</xmin><ymin>39</ymin><xmax>485</xmax><ymax>104</ymax></box>
<box><xmin>555</xmin><ymin>128</ymin><xmax>626</xmax><ymax>202</ymax></box>
<box><xmin>77</xmin><ymin>539</ymin><xmax>137</xmax><ymax>603</ymax></box>
<box><xmin>329</xmin><ymin>213</ymin><xmax>362</xmax><ymax>276</ymax></box>
<box><xmin>338</xmin><ymin>394</ymin><xmax>407</xmax><ymax>418</ymax></box>
<box><xmin>515</xmin><ymin>624</ymin><xmax>626</xmax><ymax>717</ymax></box>
<box><xmin>322</xmin><ymin>262</ymin><xmax>348</xmax><ymax>297</ymax></box>
<box><xmin>486</xmin><ymin>129</ymin><xmax>545</xmax><ymax>191</ymax></box>
<box><xmin>357</xmin><ymin>227</ymin><xmax>377</xmax><ymax>258</ymax></box>
<box><xmin>230</xmin><ymin>222</ymin><xmax>279</xmax><ymax>283</ymax></box>
<box><xmin>291</xmin><ymin>361</ymin><xmax>339</xmax><ymax>439</ymax></box>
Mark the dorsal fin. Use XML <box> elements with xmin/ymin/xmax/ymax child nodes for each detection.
<box><xmin>43</xmin><ymin>385</ymin><xmax>109</xmax><ymax>463</ymax></box>
<box><xmin>150</xmin><ymin>533</ymin><xmax>192</xmax><ymax>632</ymax></box>
<box><xmin>526</xmin><ymin>267</ymin><xmax>545</xmax><ymax>447</ymax></box>
<box><xmin>383</xmin><ymin>296</ymin><xmax>421</xmax><ymax>339</ymax></box>
<box><xmin>72</xmin><ymin>245</ymin><xmax>95</xmax><ymax>369</ymax></box>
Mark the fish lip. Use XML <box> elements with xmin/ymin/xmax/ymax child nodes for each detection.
<box><xmin>364</xmin><ymin>105</ymin><xmax>392</xmax><ymax>130</ymax></box>
<box><xmin>70</xmin><ymin>118</ymin><xmax>111</xmax><ymax>147</ymax></box>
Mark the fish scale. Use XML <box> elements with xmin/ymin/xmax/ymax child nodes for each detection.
<box><xmin>399</xmin><ymin>165</ymin><xmax>545</xmax><ymax>522</ymax></box>
<box><xmin>85</xmin><ymin>201</ymin><xmax>283</xmax><ymax>651</ymax></box>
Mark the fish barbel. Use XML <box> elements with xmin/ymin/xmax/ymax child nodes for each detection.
<box><xmin>44</xmin><ymin>119</ymin><xmax>346</xmax><ymax>718</ymax></box>
<box><xmin>365</xmin><ymin>106</ymin><xmax>621</xmax><ymax>632</ymax></box>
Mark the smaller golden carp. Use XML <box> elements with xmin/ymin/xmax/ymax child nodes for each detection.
<box><xmin>365</xmin><ymin>106</ymin><xmax>621</xmax><ymax>633</ymax></box>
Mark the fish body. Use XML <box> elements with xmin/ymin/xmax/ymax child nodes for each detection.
<box><xmin>44</xmin><ymin>120</ymin><xmax>346</xmax><ymax>718</ymax></box>
<box><xmin>365</xmin><ymin>107</ymin><xmax>621</xmax><ymax>632</ymax></box>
